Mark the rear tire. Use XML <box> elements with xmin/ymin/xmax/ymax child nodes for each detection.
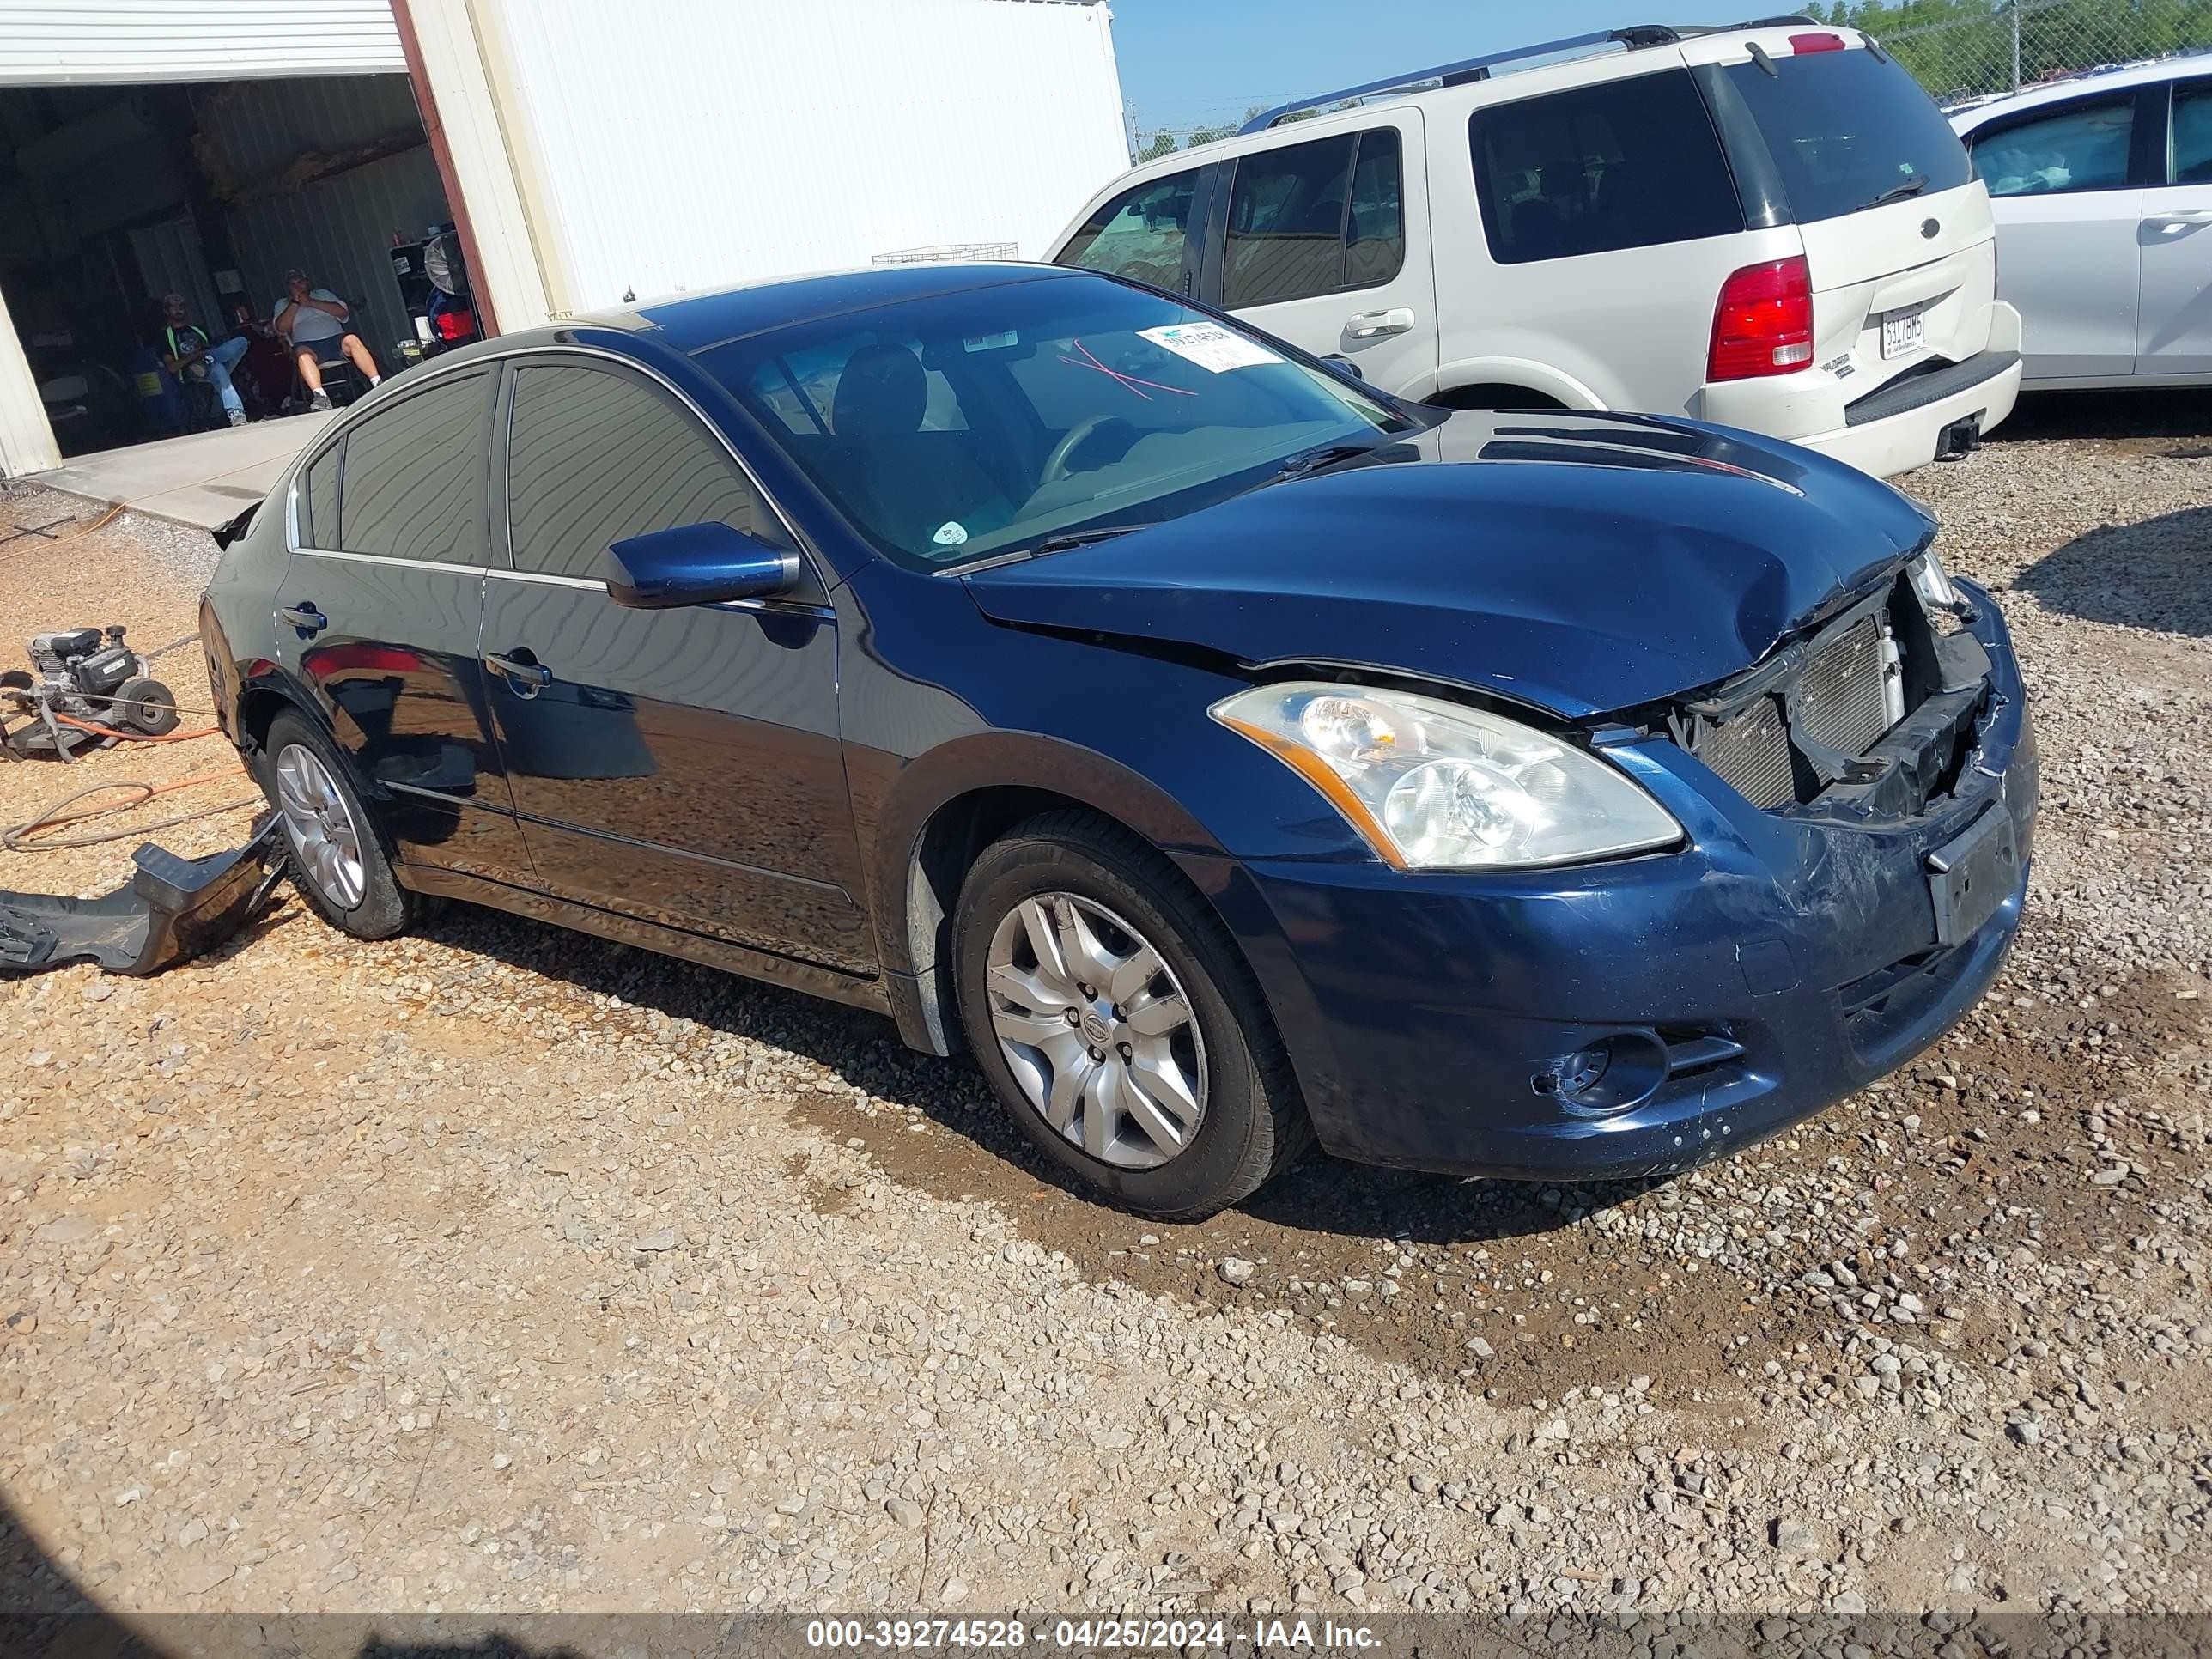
<box><xmin>256</xmin><ymin>709</ymin><xmax>416</xmax><ymax>939</ymax></box>
<box><xmin>952</xmin><ymin>810</ymin><xmax>1310</xmax><ymax>1218</ymax></box>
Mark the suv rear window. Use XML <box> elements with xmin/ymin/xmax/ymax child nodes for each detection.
<box><xmin>1470</xmin><ymin>69</ymin><xmax>1743</xmax><ymax>264</ymax></box>
<box><xmin>1723</xmin><ymin>46</ymin><xmax>1971</xmax><ymax>222</ymax></box>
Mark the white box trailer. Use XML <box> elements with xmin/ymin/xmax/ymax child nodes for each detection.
<box><xmin>404</xmin><ymin>0</ymin><xmax>1131</xmax><ymax>330</ymax></box>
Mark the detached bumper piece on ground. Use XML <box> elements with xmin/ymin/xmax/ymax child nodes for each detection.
<box><xmin>0</xmin><ymin>815</ymin><xmax>284</xmax><ymax>977</ymax></box>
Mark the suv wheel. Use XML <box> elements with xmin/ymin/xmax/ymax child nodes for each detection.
<box><xmin>953</xmin><ymin>811</ymin><xmax>1310</xmax><ymax>1218</ymax></box>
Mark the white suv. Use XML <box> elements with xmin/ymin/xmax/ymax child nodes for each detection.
<box><xmin>1050</xmin><ymin>19</ymin><xmax>2023</xmax><ymax>478</ymax></box>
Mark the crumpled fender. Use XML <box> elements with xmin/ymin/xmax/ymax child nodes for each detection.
<box><xmin>0</xmin><ymin>816</ymin><xmax>286</xmax><ymax>976</ymax></box>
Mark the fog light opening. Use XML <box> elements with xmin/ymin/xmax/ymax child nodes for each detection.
<box><xmin>1533</xmin><ymin>1031</ymin><xmax>1668</xmax><ymax>1116</ymax></box>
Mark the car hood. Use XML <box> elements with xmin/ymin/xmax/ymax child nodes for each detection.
<box><xmin>962</xmin><ymin>410</ymin><xmax>1936</xmax><ymax>718</ymax></box>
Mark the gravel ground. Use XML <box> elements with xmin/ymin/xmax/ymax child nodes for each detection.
<box><xmin>1</xmin><ymin>410</ymin><xmax>2208</xmax><ymax>1626</ymax></box>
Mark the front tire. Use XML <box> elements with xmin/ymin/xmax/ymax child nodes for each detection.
<box><xmin>256</xmin><ymin>709</ymin><xmax>416</xmax><ymax>939</ymax></box>
<box><xmin>953</xmin><ymin>811</ymin><xmax>1310</xmax><ymax>1218</ymax></box>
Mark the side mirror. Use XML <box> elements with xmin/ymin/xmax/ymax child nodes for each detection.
<box><xmin>602</xmin><ymin>521</ymin><xmax>799</xmax><ymax>610</ymax></box>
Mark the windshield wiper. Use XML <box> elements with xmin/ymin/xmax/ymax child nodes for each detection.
<box><xmin>1027</xmin><ymin>525</ymin><xmax>1149</xmax><ymax>557</ymax></box>
<box><xmin>1863</xmin><ymin>173</ymin><xmax>1929</xmax><ymax>210</ymax></box>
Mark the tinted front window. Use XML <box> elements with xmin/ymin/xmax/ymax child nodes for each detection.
<box><xmin>301</xmin><ymin>440</ymin><xmax>342</xmax><ymax>548</ymax></box>
<box><xmin>2177</xmin><ymin>80</ymin><xmax>2212</xmax><ymax>184</ymax></box>
<box><xmin>1471</xmin><ymin>70</ymin><xmax>1743</xmax><ymax>263</ymax></box>
<box><xmin>337</xmin><ymin>371</ymin><xmax>488</xmax><ymax>563</ymax></box>
<box><xmin>1224</xmin><ymin>134</ymin><xmax>1356</xmax><ymax>306</ymax></box>
<box><xmin>1222</xmin><ymin>130</ymin><xmax>1407</xmax><ymax>306</ymax></box>
<box><xmin>1971</xmin><ymin>95</ymin><xmax>2135</xmax><ymax>196</ymax></box>
<box><xmin>1055</xmin><ymin>170</ymin><xmax>1200</xmax><ymax>290</ymax></box>
<box><xmin>1725</xmin><ymin>46</ymin><xmax>1972</xmax><ymax>220</ymax></box>
<box><xmin>703</xmin><ymin>274</ymin><xmax>1413</xmax><ymax>570</ymax></box>
<box><xmin>506</xmin><ymin>364</ymin><xmax>785</xmax><ymax>580</ymax></box>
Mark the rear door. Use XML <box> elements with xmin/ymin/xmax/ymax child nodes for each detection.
<box><xmin>482</xmin><ymin>355</ymin><xmax>872</xmax><ymax>972</ymax></box>
<box><xmin>2137</xmin><ymin>75</ymin><xmax>2212</xmax><ymax>378</ymax></box>
<box><xmin>282</xmin><ymin>369</ymin><xmax>534</xmax><ymax>882</ymax></box>
<box><xmin>1203</xmin><ymin>116</ymin><xmax>1437</xmax><ymax>396</ymax></box>
<box><xmin>1699</xmin><ymin>32</ymin><xmax>1996</xmax><ymax>396</ymax></box>
<box><xmin>1962</xmin><ymin>87</ymin><xmax>2148</xmax><ymax>380</ymax></box>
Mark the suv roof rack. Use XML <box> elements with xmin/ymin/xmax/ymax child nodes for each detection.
<box><xmin>1237</xmin><ymin>15</ymin><xmax>1821</xmax><ymax>133</ymax></box>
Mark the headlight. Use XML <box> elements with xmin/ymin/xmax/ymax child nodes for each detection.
<box><xmin>1909</xmin><ymin>547</ymin><xmax>1962</xmax><ymax>611</ymax></box>
<box><xmin>1210</xmin><ymin>681</ymin><xmax>1681</xmax><ymax>871</ymax></box>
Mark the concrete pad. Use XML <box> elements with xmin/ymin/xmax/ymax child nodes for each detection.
<box><xmin>26</xmin><ymin>411</ymin><xmax>336</xmax><ymax>531</ymax></box>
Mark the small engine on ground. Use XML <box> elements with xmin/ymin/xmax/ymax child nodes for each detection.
<box><xmin>1</xmin><ymin>626</ymin><xmax>179</xmax><ymax>760</ymax></box>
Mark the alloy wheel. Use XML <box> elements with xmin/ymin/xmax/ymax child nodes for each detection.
<box><xmin>272</xmin><ymin>743</ymin><xmax>368</xmax><ymax>911</ymax></box>
<box><xmin>983</xmin><ymin>892</ymin><xmax>1207</xmax><ymax>1170</ymax></box>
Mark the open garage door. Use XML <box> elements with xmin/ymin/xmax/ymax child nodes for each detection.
<box><xmin>0</xmin><ymin>3</ymin><xmax>437</xmax><ymax>476</ymax></box>
<box><xmin>0</xmin><ymin>1</ymin><xmax>404</xmax><ymax>87</ymax></box>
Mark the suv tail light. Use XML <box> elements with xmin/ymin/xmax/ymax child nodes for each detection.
<box><xmin>1709</xmin><ymin>257</ymin><xmax>1814</xmax><ymax>382</ymax></box>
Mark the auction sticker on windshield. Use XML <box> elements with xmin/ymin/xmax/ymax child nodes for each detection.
<box><xmin>1139</xmin><ymin>322</ymin><xmax>1282</xmax><ymax>373</ymax></box>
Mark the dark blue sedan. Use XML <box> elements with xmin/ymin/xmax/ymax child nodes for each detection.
<box><xmin>200</xmin><ymin>264</ymin><xmax>2036</xmax><ymax>1218</ymax></box>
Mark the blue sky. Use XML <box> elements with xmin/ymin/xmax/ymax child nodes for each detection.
<box><xmin>1109</xmin><ymin>0</ymin><xmax>1768</xmax><ymax>134</ymax></box>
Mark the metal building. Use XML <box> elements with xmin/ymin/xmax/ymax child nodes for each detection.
<box><xmin>0</xmin><ymin>0</ymin><xmax>1127</xmax><ymax>476</ymax></box>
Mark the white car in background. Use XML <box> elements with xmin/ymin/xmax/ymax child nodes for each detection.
<box><xmin>1951</xmin><ymin>54</ymin><xmax>2212</xmax><ymax>387</ymax></box>
<box><xmin>1052</xmin><ymin>19</ymin><xmax>2022</xmax><ymax>478</ymax></box>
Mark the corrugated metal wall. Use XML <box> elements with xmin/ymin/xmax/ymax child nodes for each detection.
<box><xmin>226</xmin><ymin>143</ymin><xmax>448</xmax><ymax>365</ymax></box>
<box><xmin>192</xmin><ymin>70</ymin><xmax>423</xmax><ymax>181</ymax></box>
<box><xmin>483</xmin><ymin>0</ymin><xmax>1128</xmax><ymax>313</ymax></box>
<box><xmin>0</xmin><ymin>1</ymin><xmax>404</xmax><ymax>88</ymax></box>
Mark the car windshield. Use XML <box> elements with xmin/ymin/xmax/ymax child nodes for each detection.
<box><xmin>698</xmin><ymin>273</ymin><xmax>1414</xmax><ymax>569</ymax></box>
<box><xmin>1723</xmin><ymin>45</ymin><xmax>1972</xmax><ymax>222</ymax></box>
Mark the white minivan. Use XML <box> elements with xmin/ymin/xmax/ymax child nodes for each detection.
<box><xmin>1050</xmin><ymin>20</ymin><xmax>2023</xmax><ymax>478</ymax></box>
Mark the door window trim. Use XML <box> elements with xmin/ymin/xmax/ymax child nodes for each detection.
<box><xmin>283</xmin><ymin>343</ymin><xmax>816</xmax><ymax>591</ymax></box>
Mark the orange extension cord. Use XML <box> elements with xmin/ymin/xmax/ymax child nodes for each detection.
<box><xmin>2</xmin><ymin>718</ymin><xmax>258</xmax><ymax>851</ymax></box>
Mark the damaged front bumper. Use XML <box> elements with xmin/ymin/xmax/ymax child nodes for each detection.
<box><xmin>1193</xmin><ymin>580</ymin><xmax>2037</xmax><ymax>1182</ymax></box>
<box><xmin>0</xmin><ymin>815</ymin><xmax>285</xmax><ymax>977</ymax></box>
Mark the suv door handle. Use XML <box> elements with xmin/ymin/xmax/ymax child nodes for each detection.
<box><xmin>2146</xmin><ymin>207</ymin><xmax>2212</xmax><ymax>226</ymax></box>
<box><xmin>483</xmin><ymin>649</ymin><xmax>552</xmax><ymax>698</ymax></box>
<box><xmin>277</xmin><ymin>602</ymin><xmax>326</xmax><ymax>636</ymax></box>
<box><xmin>1346</xmin><ymin>307</ymin><xmax>1416</xmax><ymax>338</ymax></box>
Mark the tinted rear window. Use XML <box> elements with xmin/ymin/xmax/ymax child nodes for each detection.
<box><xmin>1470</xmin><ymin>70</ymin><xmax>1743</xmax><ymax>264</ymax></box>
<box><xmin>1723</xmin><ymin>46</ymin><xmax>1971</xmax><ymax>222</ymax></box>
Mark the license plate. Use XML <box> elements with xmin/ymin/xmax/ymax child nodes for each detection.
<box><xmin>1927</xmin><ymin>808</ymin><xmax>2020</xmax><ymax>947</ymax></box>
<box><xmin>1881</xmin><ymin>306</ymin><xmax>1925</xmax><ymax>360</ymax></box>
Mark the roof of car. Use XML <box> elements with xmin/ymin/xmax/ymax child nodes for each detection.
<box><xmin>1948</xmin><ymin>50</ymin><xmax>2212</xmax><ymax>129</ymax></box>
<box><xmin>583</xmin><ymin>262</ymin><xmax>1078</xmax><ymax>354</ymax></box>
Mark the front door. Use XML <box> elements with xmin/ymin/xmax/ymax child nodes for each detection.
<box><xmin>2136</xmin><ymin>76</ymin><xmax>2212</xmax><ymax>378</ymax></box>
<box><xmin>1207</xmin><ymin>114</ymin><xmax>1437</xmax><ymax>398</ymax></box>
<box><xmin>481</xmin><ymin>356</ymin><xmax>872</xmax><ymax>972</ymax></box>
<box><xmin>280</xmin><ymin>368</ymin><xmax>534</xmax><ymax>882</ymax></box>
<box><xmin>1969</xmin><ymin>88</ymin><xmax>2147</xmax><ymax>381</ymax></box>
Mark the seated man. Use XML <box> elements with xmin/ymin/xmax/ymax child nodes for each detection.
<box><xmin>157</xmin><ymin>293</ymin><xmax>250</xmax><ymax>428</ymax></box>
<box><xmin>271</xmin><ymin>270</ymin><xmax>381</xmax><ymax>410</ymax></box>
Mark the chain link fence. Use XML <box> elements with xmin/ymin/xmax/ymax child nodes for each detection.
<box><xmin>1855</xmin><ymin>0</ymin><xmax>2212</xmax><ymax>106</ymax></box>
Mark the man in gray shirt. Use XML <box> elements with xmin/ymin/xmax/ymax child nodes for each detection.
<box><xmin>272</xmin><ymin>269</ymin><xmax>382</xmax><ymax>410</ymax></box>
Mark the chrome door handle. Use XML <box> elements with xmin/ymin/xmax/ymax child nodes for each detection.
<box><xmin>1346</xmin><ymin>307</ymin><xmax>1415</xmax><ymax>338</ymax></box>
<box><xmin>483</xmin><ymin>649</ymin><xmax>552</xmax><ymax>698</ymax></box>
<box><xmin>277</xmin><ymin>602</ymin><xmax>326</xmax><ymax>636</ymax></box>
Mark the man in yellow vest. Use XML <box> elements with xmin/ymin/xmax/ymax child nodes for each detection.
<box><xmin>156</xmin><ymin>293</ymin><xmax>250</xmax><ymax>428</ymax></box>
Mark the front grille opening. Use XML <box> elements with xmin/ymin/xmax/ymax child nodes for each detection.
<box><xmin>1674</xmin><ymin>569</ymin><xmax>1986</xmax><ymax>821</ymax></box>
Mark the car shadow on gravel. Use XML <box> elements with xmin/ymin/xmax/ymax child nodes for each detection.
<box><xmin>411</xmin><ymin>902</ymin><xmax>1651</xmax><ymax>1251</ymax></box>
<box><xmin>2014</xmin><ymin>502</ymin><xmax>2212</xmax><ymax>636</ymax></box>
